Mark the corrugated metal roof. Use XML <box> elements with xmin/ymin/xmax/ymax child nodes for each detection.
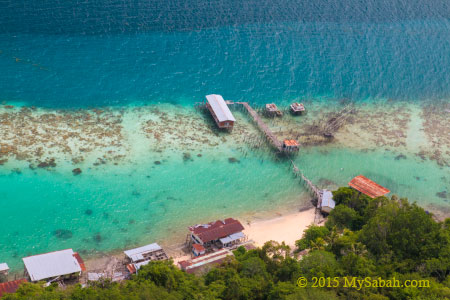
<box><xmin>321</xmin><ymin>190</ymin><xmax>335</xmax><ymax>209</ymax></box>
<box><xmin>205</xmin><ymin>94</ymin><xmax>236</xmax><ymax>122</ymax></box>
<box><xmin>72</xmin><ymin>253</ymin><xmax>86</xmax><ymax>272</ymax></box>
<box><xmin>189</xmin><ymin>218</ymin><xmax>244</xmax><ymax>243</ymax></box>
<box><xmin>184</xmin><ymin>249</ymin><xmax>233</xmax><ymax>273</ymax></box>
<box><xmin>219</xmin><ymin>231</ymin><xmax>245</xmax><ymax>244</ymax></box>
<box><xmin>124</xmin><ymin>243</ymin><xmax>162</xmax><ymax>262</ymax></box>
<box><xmin>22</xmin><ymin>249</ymin><xmax>82</xmax><ymax>282</ymax></box>
<box><xmin>349</xmin><ymin>175</ymin><xmax>390</xmax><ymax>198</ymax></box>
<box><xmin>0</xmin><ymin>263</ymin><xmax>9</xmax><ymax>272</ymax></box>
<box><xmin>0</xmin><ymin>279</ymin><xmax>27</xmax><ymax>298</ymax></box>
<box><xmin>283</xmin><ymin>139</ymin><xmax>299</xmax><ymax>147</ymax></box>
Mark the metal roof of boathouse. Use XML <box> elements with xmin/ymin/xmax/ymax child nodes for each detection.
<box><xmin>205</xmin><ymin>94</ymin><xmax>236</xmax><ymax>122</ymax></box>
<box><xmin>320</xmin><ymin>190</ymin><xmax>335</xmax><ymax>209</ymax></box>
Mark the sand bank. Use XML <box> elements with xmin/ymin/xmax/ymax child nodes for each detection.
<box><xmin>243</xmin><ymin>208</ymin><xmax>317</xmax><ymax>248</ymax></box>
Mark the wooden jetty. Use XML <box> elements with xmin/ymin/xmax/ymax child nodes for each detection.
<box><xmin>236</xmin><ymin>102</ymin><xmax>284</xmax><ymax>152</ymax></box>
<box><xmin>290</xmin><ymin>160</ymin><xmax>333</xmax><ymax>224</ymax></box>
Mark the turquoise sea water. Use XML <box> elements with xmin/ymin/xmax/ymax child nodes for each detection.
<box><xmin>0</xmin><ymin>0</ymin><xmax>449</xmax><ymax>270</ymax></box>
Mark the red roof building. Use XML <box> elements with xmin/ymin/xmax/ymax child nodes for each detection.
<box><xmin>192</xmin><ymin>244</ymin><xmax>206</xmax><ymax>256</ymax></box>
<box><xmin>179</xmin><ymin>249</ymin><xmax>234</xmax><ymax>274</ymax></box>
<box><xmin>72</xmin><ymin>252</ymin><xmax>86</xmax><ymax>272</ymax></box>
<box><xmin>348</xmin><ymin>175</ymin><xmax>390</xmax><ymax>198</ymax></box>
<box><xmin>189</xmin><ymin>218</ymin><xmax>244</xmax><ymax>245</ymax></box>
<box><xmin>282</xmin><ymin>139</ymin><xmax>299</xmax><ymax>152</ymax></box>
<box><xmin>0</xmin><ymin>279</ymin><xmax>27</xmax><ymax>298</ymax></box>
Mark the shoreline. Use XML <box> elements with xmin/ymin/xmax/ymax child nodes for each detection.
<box><xmin>1</xmin><ymin>99</ymin><xmax>448</xmax><ymax>274</ymax></box>
<box><xmin>77</xmin><ymin>206</ymin><xmax>319</xmax><ymax>275</ymax></box>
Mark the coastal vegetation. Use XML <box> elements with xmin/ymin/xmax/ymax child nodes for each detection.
<box><xmin>4</xmin><ymin>187</ymin><xmax>450</xmax><ymax>300</ymax></box>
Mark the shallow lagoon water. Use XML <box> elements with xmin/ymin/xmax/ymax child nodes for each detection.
<box><xmin>1</xmin><ymin>138</ymin><xmax>448</xmax><ymax>270</ymax></box>
<box><xmin>0</xmin><ymin>0</ymin><xmax>449</xmax><ymax>272</ymax></box>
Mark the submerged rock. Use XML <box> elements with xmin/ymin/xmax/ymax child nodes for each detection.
<box><xmin>93</xmin><ymin>233</ymin><xmax>102</xmax><ymax>243</ymax></box>
<box><xmin>394</xmin><ymin>154</ymin><xmax>407</xmax><ymax>160</ymax></box>
<box><xmin>436</xmin><ymin>191</ymin><xmax>448</xmax><ymax>199</ymax></box>
<box><xmin>228</xmin><ymin>157</ymin><xmax>240</xmax><ymax>163</ymax></box>
<box><xmin>154</xmin><ymin>161</ymin><xmax>161</xmax><ymax>165</ymax></box>
<box><xmin>129</xmin><ymin>219</ymin><xmax>136</xmax><ymax>225</ymax></box>
<box><xmin>72</xmin><ymin>168</ymin><xmax>82</xmax><ymax>175</ymax></box>
<box><xmin>54</xmin><ymin>229</ymin><xmax>73</xmax><ymax>240</ymax></box>
<box><xmin>85</xmin><ymin>209</ymin><xmax>93</xmax><ymax>216</ymax></box>
<box><xmin>183</xmin><ymin>152</ymin><xmax>192</xmax><ymax>161</ymax></box>
<box><xmin>37</xmin><ymin>158</ymin><xmax>57</xmax><ymax>168</ymax></box>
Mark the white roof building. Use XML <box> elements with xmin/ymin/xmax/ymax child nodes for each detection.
<box><xmin>22</xmin><ymin>249</ymin><xmax>83</xmax><ymax>282</ymax></box>
<box><xmin>205</xmin><ymin>94</ymin><xmax>236</xmax><ymax>123</ymax></box>
<box><xmin>124</xmin><ymin>243</ymin><xmax>163</xmax><ymax>263</ymax></box>
<box><xmin>219</xmin><ymin>231</ymin><xmax>245</xmax><ymax>245</ymax></box>
<box><xmin>0</xmin><ymin>263</ymin><xmax>9</xmax><ymax>273</ymax></box>
<box><xmin>320</xmin><ymin>189</ymin><xmax>335</xmax><ymax>213</ymax></box>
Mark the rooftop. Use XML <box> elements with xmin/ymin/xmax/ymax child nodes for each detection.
<box><xmin>179</xmin><ymin>249</ymin><xmax>233</xmax><ymax>274</ymax></box>
<box><xmin>321</xmin><ymin>190</ymin><xmax>335</xmax><ymax>209</ymax></box>
<box><xmin>348</xmin><ymin>175</ymin><xmax>390</xmax><ymax>198</ymax></box>
<box><xmin>22</xmin><ymin>249</ymin><xmax>83</xmax><ymax>282</ymax></box>
<box><xmin>0</xmin><ymin>263</ymin><xmax>9</xmax><ymax>272</ymax></box>
<box><xmin>283</xmin><ymin>139</ymin><xmax>299</xmax><ymax>147</ymax></box>
<box><xmin>124</xmin><ymin>243</ymin><xmax>163</xmax><ymax>262</ymax></box>
<box><xmin>192</xmin><ymin>244</ymin><xmax>206</xmax><ymax>252</ymax></box>
<box><xmin>189</xmin><ymin>218</ymin><xmax>244</xmax><ymax>243</ymax></box>
<box><xmin>205</xmin><ymin>94</ymin><xmax>236</xmax><ymax>123</ymax></box>
<box><xmin>0</xmin><ymin>279</ymin><xmax>27</xmax><ymax>298</ymax></box>
<box><xmin>266</xmin><ymin>103</ymin><xmax>279</xmax><ymax>111</ymax></box>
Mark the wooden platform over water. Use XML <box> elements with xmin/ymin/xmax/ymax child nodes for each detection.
<box><xmin>226</xmin><ymin>101</ymin><xmax>283</xmax><ymax>152</ymax></box>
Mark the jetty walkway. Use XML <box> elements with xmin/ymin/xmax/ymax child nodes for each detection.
<box><xmin>224</xmin><ymin>100</ymin><xmax>326</xmax><ymax>222</ymax></box>
<box><xmin>228</xmin><ymin>101</ymin><xmax>283</xmax><ymax>152</ymax></box>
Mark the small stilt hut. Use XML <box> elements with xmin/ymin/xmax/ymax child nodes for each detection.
<box><xmin>265</xmin><ymin>103</ymin><xmax>283</xmax><ymax>117</ymax></box>
<box><xmin>282</xmin><ymin>139</ymin><xmax>299</xmax><ymax>152</ymax></box>
<box><xmin>290</xmin><ymin>102</ymin><xmax>305</xmax><ymax>115</ymax></box>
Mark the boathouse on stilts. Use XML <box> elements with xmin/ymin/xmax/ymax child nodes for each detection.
<box><xmin>204</xmin><ymin>94</ymin><xmax>236</xmax><ymax>131</ymax></box>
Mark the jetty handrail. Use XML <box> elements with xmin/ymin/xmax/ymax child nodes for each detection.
<box><xmin>290</xmin><ymin>160</ymin><xmax>321</xmax><ymax>201</ymax></box>
<box><xmin>235</xmin><ymin>102</ymin><xmax>283</xmax><ymax>151</ymax></box>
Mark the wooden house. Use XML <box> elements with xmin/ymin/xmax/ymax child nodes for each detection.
<box><xmin>192</xmin><ymin>244</ymin><xmax>206</xmax><ymax>257</ymax></box>
<box><xmin>189</xmin><ymin>218</ymin><xmax>245</xmax><ymax>250</ymax></box>
<box><xmin>205</xmin><ymin>94</ymin><xmax>236</xmax><ymax>130</ymax></box>
<box><xmin>282</xmin><ymin>139</ymin><xmax>299</xmax><ymax>152</ymax></box>
<box><xmin>124</xmin><ymin>243</ymin><xmax>168</xmax><ymax>274</ymax></box>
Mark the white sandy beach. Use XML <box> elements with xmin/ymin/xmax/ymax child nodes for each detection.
<box><xmin>242</xmin><ymin>208</ymin><xmax>317</xmax><ymax>248</ymax></box>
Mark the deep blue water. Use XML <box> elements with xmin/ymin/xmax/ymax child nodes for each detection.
<box><xmin>0</xmin><ymin>0</ymin><xmax>449</xmax><ymax>107</ymax></box>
